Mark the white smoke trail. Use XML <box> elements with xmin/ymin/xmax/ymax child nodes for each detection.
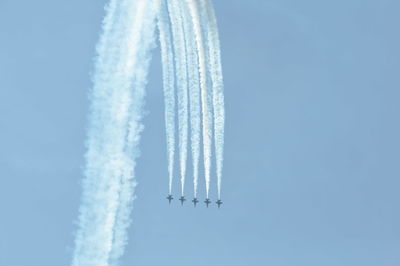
<box><xmin>109</xmin><ymin>2</ymin><xmax>157</xmax><ymax>264</ymax></box>
<box><xmin>202</xmin><ymin>0</ymin><xmax>225</xmax><ymax>199</ymax></box>
<box><xmin>72</xmin><ymin>0</ymin><xmax>156</xmax><ymax>265</ymax></box>
<box><xmin>156</xmin><ymin>0</ymin><xmax>176</xmax><ymax>195</ymax></box>
<box><xmin>167</xmin><ymin>0</ymin><xmax>189</xmax><ymax>196</ymax></box>
<box><xmin>185</xmin><ymin>0</ymin><xmax>213</xmax><ymax>198</ymax></box>
<box><xmin>181</xmin><ymin>2</ymin><xmax>201</xmax><ymax>198</ymax></box>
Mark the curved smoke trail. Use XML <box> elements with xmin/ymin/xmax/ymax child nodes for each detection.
<box><xmin>167</xmin><ymin>0</ymin><xmax>189</xmax><ymax>196</ymax></box>
<box><xmin>156</xmin><ymin>0</ymin><xmax>176</xmax><ymax>195</ymax></box>
<box><xmin>181</xmin><ymin>2</ymin><xmax>201</xmax><ymax>198</ymax></box>
<box><xmin>71</xmin><ymin>0</ymin><xmax>156</xmax><ymax>265</ymax></box>
<box><xmin>185</xmin><ymin>0</ymin><xmax>213</xmax><ymax>198</ymax></box>
<box><xmin>202</xmin><ymin>0</ymin><xmax>225</xmax><ymax>199</ymax></box>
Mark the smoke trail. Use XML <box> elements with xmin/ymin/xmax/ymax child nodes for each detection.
<box><xmin>72</xmin><ymin>0</ymin><xmax>156</xmax><ymax>265</ymax></box>
<box><xmin>181</xmin><ymin>2</ymin><xmax>201</xmax><ymax>198</ymax></box>
<box><xmin>185</xmin><ymin>0</ymin><xmax>213</xmax><ymax>198</ymax></box>
<box><xmin>167</xmin><ymin>0</ymin><xmax>189</xmax><ymax>195</ymax></box>
<box><xmin>109</xmin><ymin>2</ymin><xmax>157</xmax><ymax>264</ymax></box>
<box><xmin>202</xmin><ymin>0</ymin><xmax>225</xmax><ymax>199</ymax></box>
<box><xmin>156</xmin><ymin>0</ymin><xmax>176</xmax><ymax>195</ymax></box>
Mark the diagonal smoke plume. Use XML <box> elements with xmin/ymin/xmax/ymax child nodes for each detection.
<box><xmin>71</xmin><ymin>0</ymin><xmax>156</xmax><ymax>265</ymax></box>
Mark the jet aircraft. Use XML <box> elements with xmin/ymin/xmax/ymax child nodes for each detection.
<box><xmin>216</xmin><ymin>199</ymin><xmax>223</xmax><ymax>208</ymax></box>
<box><xmin>166</xmin><ymin>194</ymin><xmax>173</xmax><ymax>204</ymax></box>
<box><xmin>204</xmin><ymin>198</ymin><xmax>211</xmax><ymax>208</ymax></box>
<box><xmin>192</xmin><ymin>198</ymin><xmax>199</xmax><ymax>207</ymax></box>
<box><xmin>179</xmin><ymin>196</ymin><xmax>186</xmax><ymax>205</ymax></box>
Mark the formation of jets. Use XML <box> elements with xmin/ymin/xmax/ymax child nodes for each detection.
<box><xmin>166</xmin><ymin>195</ymin><xmax>223</xmax><ymax>208</ymax></box>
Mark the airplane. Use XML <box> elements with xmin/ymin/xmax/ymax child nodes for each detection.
<box><xmin>179</xmin><ymin>196</ymin><xmax>186</xmax><ymax>205</ymax></box>
<box><xmin>216</xmin><ymin>199</ymin><xmax>223</xmax><ymax>208</ymax></box>
<box><xmin>166</xmin><ymin>194</ymin><xmax>173</xmax><ymax>204</ymax></box>
<box><xmin>204</xmin><ymin>198</ymin><xmax>211</xmax><ymax>208</ymax></box>
<box><xmin>192</xmin><ymin>198</ymin><xmax>199</xmax><ymax>207</ymax></box>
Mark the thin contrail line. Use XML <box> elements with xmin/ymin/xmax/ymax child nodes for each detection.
<box><xmin>202</xmin><ymin>0</ymin><xmax>225</xmax><ymax>199</ymax></box>
<box><xmin>168</xmin><ymin>0</ymin><xmax>189</xmax><ymax>196</ymax></box>
<box><xmin>185</xmin><ymin>0</ymin><xmax>213</xmax><ymax>199</ymax></box>
<box><xmin>181</xmin><ymin>1</ymin><xmax>201</xmax><ymax>198</ymax></box>
<box><xmin>156</xmin><ymin>0</ymin><xmax>176</xmax><ymax>196</ymax></box>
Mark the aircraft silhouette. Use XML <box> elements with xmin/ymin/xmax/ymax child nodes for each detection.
<box><xmin>179</xmin><ymin>196</ymin><xmax>186</xmax><ymax>205</ymax></box>
<box><xmin>166</xmin><ymin>194</ymin><xmax>173</xmax><ymax>204</ymax></box>
<box><xmin>204</xmin><ymin>198</ymin><xmax>211</xmax><ymax>208</ymax></box>
<box><xmin>192</xmin><ymin>198</ymin><xmax>199</xmax><ymax>207</ymax></box>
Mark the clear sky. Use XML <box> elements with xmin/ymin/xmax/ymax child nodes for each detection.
<box><xmin>1</xmin><ymin>0</ymin><xmax>399</xmax><ymax>265</ymax></box>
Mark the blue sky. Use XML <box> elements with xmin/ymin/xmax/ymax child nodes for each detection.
<box><xmin>1</xmin><ymin>0</ymin><xmax>399</xmax><ymax>265</ymax></box>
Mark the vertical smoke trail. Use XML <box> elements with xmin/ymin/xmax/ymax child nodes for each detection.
<box><xmin>156</xmin><ymin>0</ymin><xmax>176</xmax><ymax>195</ymax></box>
<box><xmin>181</xmin><ymin>2</ymin><xmax>201</xmax><ymax>198</ymax></box>
<box><xmin>72</xmin><ymin>0</ymin><xmax>156</xmax><ymax>265</ymax></box>
<box><xmin>202</xmin><ymin>0</ymin><xmax>225</xmax><ymax>199</ymax></box>
<box><xmin>167</xmin><ymin>0</ymin><xmax>189</xmax><ymax>195</ymax></box>
<box><xmin>185</xmin><ymin>0</ymin><xmax>213</xmax><ymax>198</ymax></box>
<box><xmin>109</xmin><ymin>1</ymin><xmax>157</xmax><ymax>264</ymax></box>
